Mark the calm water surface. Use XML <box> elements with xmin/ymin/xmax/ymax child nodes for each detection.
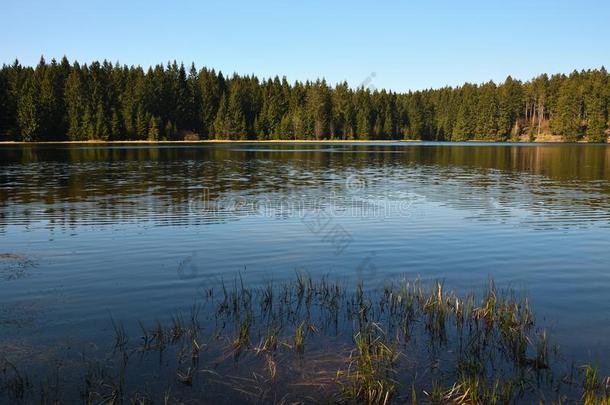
<box><xmin>1</xmin><ymin>142</ymin><xmax>610</xmax><ymax>370</ymax></box>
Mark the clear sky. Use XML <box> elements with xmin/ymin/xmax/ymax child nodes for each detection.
<box><xmin>2</xmin><ymin>0</ymin><xmax>609</xmax><ymax>91</ymax></box>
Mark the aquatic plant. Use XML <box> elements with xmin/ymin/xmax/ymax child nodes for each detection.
<box><xmin>0</xmin><ymin>275</ymin><xmax>607</xmax><ymax>403</ymax></box>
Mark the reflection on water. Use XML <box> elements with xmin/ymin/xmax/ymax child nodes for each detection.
<box><xmin>2</xmin><ymin>143</ymin><xmax>610</xmax><ymax>230</ymax></box>
<box><xmin>1</xmin><ymin>142</ymin><xmax>610</xmax><ymax>374</ymax></box>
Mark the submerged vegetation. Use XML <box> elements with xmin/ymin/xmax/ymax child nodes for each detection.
<box><xmin>0</xmin><ymin>254</ymin><xmax>36</xmax><ymax>281</ymax></box>
<box><xmin>0</xmin><ymin>57</ymin><xmax>609</xmax><ymax>143</ymax></box>
<box><xmin>1</xmin><ymin>274</ymin><xmax>608</xmax><ymax>403</ymax></box>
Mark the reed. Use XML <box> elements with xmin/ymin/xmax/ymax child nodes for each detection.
<box><xmin>582</xmin><ymin>365</ymin><xmax>610</xmax><ymax>405</ymax></box>
<box><xmin>294</xmin><ymin>321</ymin><xmax>306</xmax><ymax>354</ymax></box>
<box><xmin>0</xmin><ymin>274</ymin><xmax>606</xmax><ymax>404</ymax></box>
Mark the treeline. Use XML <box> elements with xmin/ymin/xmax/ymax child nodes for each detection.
<box><xmin>0</xmin><ymin>56</ymin><xmax>608</xmax><ymax>142</ymax></box>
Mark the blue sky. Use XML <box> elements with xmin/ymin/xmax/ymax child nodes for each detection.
<box><xmin>2</xmin><ymin>0</ymin><xmax>609</xmax><ymax>91</ymax></box>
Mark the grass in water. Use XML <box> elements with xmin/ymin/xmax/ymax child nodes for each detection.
<box><xmin>0</xmin><ymin>274</ymin><xmax>608</xmax><ymax>403</ymax></box>
<box><xmin>582</xmin><ymin>365</ymin><xmax>610</xmax><ymax>405</ymax></box>
<box><xmin>294</xmin><ymin>321</ymin><xmax>306</xmax><ymax>354</ymax></box>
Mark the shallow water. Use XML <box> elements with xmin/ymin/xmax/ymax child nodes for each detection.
<box><xmin>1</xmin><ymin>142</ymin><xmax>610</xmax><ymax>373</ymax></box>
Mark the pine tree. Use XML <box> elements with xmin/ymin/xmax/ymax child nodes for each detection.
<box><xmin>94</xmin><ymin>101</ymin><xmax>109</xmax><ymax>140</ymax></box>
<box><xmin>585</xmin><ymin>72</ymin><xmax>607</xmax><ymax>143</ymax></box>
<box><xmin>200</xmin><ymin>69</ymin><xmax>224</xmax><ymax>137</ymax></box>
<box><xmin>185</xmin><ymin>63</ymin><xmax>201</xmax><ymax>132</ymax></box>
<box><xmin>278</xmin><ymin>114</ymin><xmax>292</xmax><ymax>140</ymax></box>
<box><xmin>586</xmin><ymin>101</ymin><xmax>607</xmax><ymax>143</ymax></box>
<box><xmin>81</xmin><ymin>104</ymin><xmax>95</xmax><ymax>140</ymax></box>
<box><xmin>135</xmin><ymin>105</ymin><xmax>148</xmax><ymax>139</ymax></box>
<box><xmin>110</xmin><ymin>109</ymin><xmax>122</xmax><ymax>140</ymax></box>
<box><xmin>373</xmin><ymin>114</ymin><xmax>382</xmax><ymax>139</ymax></box>
<box><xmin>356</xmin><ymin>108</ymin><xmax>371</xmax><ymax>140</ymax></box>
<box><xmin>383</xmin><ymin>109</ymin><xmax>395</xmax><ymax>139</ymax></box>
<box><xmin>498</xmin><ymin>76</ymin><xmax>523</xmax><ymax>139</ymax></box>
<box><xmin>164</xmin><ymin>120</ymin><xmax>177</xmax><ymax>140</ymax></box>
<box><xmin>148</xmin><ymin>116</ymin><xmax>160</xmax><ymax>141</ymax></box>
<box><xmin>213</xmin><ymin>94</ymin><xmax>228</xmax><ymax>139</ymax></box>
<box><xmin>551</xmin><ymin>79</ymin><xmax>582</xmax><ymax>141</ymax></box>
<box><xmin>306</xmin><ymin>80</ymin><xmax>331</xmax><ymax>139</ymax></box>
<box><xmin>17</xmin><ymin>76</ymin><xmax>41</xmax><ymax>141</ymax></box>
<box><xmin>452</xmin><ymin>85</ymin><xmax>477</xmax><ymax>141</ymax></box>
<box><xmin>4</xmin><ymin>57</ymin><xmax>610</xmax><ymax>144</ymax></box>
<box><xmin>65</xmin><ymin>68</ymin><xmax>85</xmax><ymax>140</ymax></box>
<box><xmin>0</xmin><ymin>60</ymin><xmax>23</xmax><ymax>139</ymax></box>
<box><xmin>406</xmin><ymin>93</ymin><xmax>425</xmax><ymax>139</ymax></box>
<box><xmin>38</xmin><ymin>65</ymin><xmax>56</xmax><ymax>139</ymax></box>
<box><xmin>226</xmin><ymin>89</ymin><xmax>247</xmax><ymax>139</ymax></box>
<box><xmin>475</xmin><ymin>82</ymin><xmax>499</xmax><ymax>139</ymax></box>
<box><xmin>0</xmin><ymin>70</ymin><xmax>9</xmax><ymax>139</ymax></box>
<box><xmin>331</xmin><ymin>82</ymin><xmax>353</xmax><ymax>140</ymax></box>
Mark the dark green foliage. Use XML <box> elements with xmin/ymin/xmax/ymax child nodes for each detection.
<box><xmin>497</xmin><ymin>76</ymin><xmax>523</xmax><ymax>139</ymax></box>
<box><xmin>16</xmin><ymin>75</ymin><xmax>41</xmax><ymax>141</ymax></box>
<box><xmin>65</xmin><ymin>65</ymin><xmax>86</xmax><ymax>140</ymax></box>
<box><xmin>475</xmin><ymin>81</ymin><xmax>499</xmax><ymax>139</ymax></box>
<box><xmin>356</xmin><ymin>107</ymin><xmax>371</xmax><ymax>140</ymax></box>
<box><xmin>1</xmin><ymin>57</ymin><xmax>608</xmax><ymax>142</ymax></box>
<box><xmin>212</xmin><ymin>94</ymin><xmax>229</xmax><ymax>139</ymax></box>
<box><xmin>164</xmin><ymin>120</ymin><xmax>177</xmax><ymax>140</ymax></box>
<box><xmin>306</xmin><ymin>79</ymin><xmax>332</xmax><ymax>139</ymax></box>
<box><xmin>148</xmin><ymin>116</ymin><xmax>160</xmax><ymax>141</ymax></box>
<box><xmin>0</xmin><ymin>70</ymin><xmax>8</xmax><ymax>139</ymax></box>
<box><xmin>0</xmin><ymin>61</ymin><xmax>22</xmax><ymax>140</ymax></box>
<box><xmin>110</xmin><ymin>108</ymin><xmax>122</xmax><ymax>140</ymax></box>
<box><xmin>135</xmin><ymin>105</ymin><xmax>148</xmax><ymax>139</ymax></box>
<box><xmin>452</xmin><ymin>84</ymin><xmax>477</xmax><ymax>141</ymax></box>
<box><xmin>551</xmin><ymin>76</ymin><xmax>583</xmax><ymax>141</ymax></box>
<box><xmin>94</xmin><ymin>101</ymin><xmax>109</xmax><ymax>140</ymax></box>
<box><xmin>404</xmin><ymin>92</ymin><xmax>425</xmax><ymax>140</ymax></box>
<box><xmin>81</xmin><ymin>104</ymin><xmax>94</xmax><ymax>140</ymax></box>
<box><xmin>584</xmin><ymin>69</ymin><xmax>608</xmax><ymax>143</ymax></box>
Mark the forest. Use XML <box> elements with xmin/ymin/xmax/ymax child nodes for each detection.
<box><xmin>0</xmin><ymin>57</ymin><xmax>608</xmax><ymax>142</ymax></box>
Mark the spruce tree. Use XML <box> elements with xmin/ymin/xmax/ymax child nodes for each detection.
<box><xmin>3</xmin><ymin>56</ymin><xmax>610</xmax><ymax>144</ymax></box>
<box><xmin>372</xmin><ymin>114</ymin><xmax>382</xmax><ymax>139</ymax></box>
<box><xmin>164</xmin><ymin>120</ymin><xmax>177</xmax><ymax>140</ymax></box>
<box><xmin>551</xmin><ymin>79</ymin><xmax>582</xmax><ymax>141</ymax></box>
<box><xmin>406</xmin><ymin>93</ymin><xmax>425</xmax><ymax>140</ymax></box>
<box><xmin>200</xmin><ymin>69</ymin><xmax>223</xmax><ymax>138</ymax></box>
<box><xmin>306</xmin><ymin>80</ymin><xmax>331</xmax><ymax>140</ymax></box>
<box><xmin>586</xmin><ymin>101</ymin><xmax>607</xmax><ymax>143</ymax></box>
<box><xmin>356</xmin><ymin>108</ymin><xmax>371</xmax><ymax>140</ymax></box>
<box><xmin>148</xmin><ymin>116</ymin><xmax>160</xmax><ymax>141</ymax></box>
<box><xmin>452</xmin><ymin>85</ymin><xmax>477</xmax><ymax>141</ymax></box>
<box><xmin>278</xmin><ymin>114</ymin><xmax>292</xmax><ymax>140</ymax></box>
<box><xmin>0</xmin><ymin>60</ymin><xmax>23</xmax><ymax>139</ymax></box>
<box><xmin>475</xmin><ymin>82</ymin><xmax>499</xmax><ymax>139</ymax></box>
<box><xmin>81</xmin><ymin>104</ymin><xmax>95</xmax><ymax>140</ymax></box>
<box><xmin>383</xmin><ymin>109</ymin><xmax>395</xmax><ymax>139</ymax></box>
<box><xmin>94</xmin><ymin>101</ymin><xmax>109</xmax><ymax>140</ymax></box>
<box><xmin>213</xmin><ymin>94</ymin><xmax>228</xmax><ymax>139</ymax></box>
<box><xmin>110</xmin><ymin>109</ymin><xmax>122</xmax><ymax>140</ymax></box>
<box><xmin>17</xmin><ymin>76</ymin><xmax>41</xmax><ymax>141</ymax></box>
<box><xmin>135</xmin><ymin>105</ymin><xmax>148</xmax><ymax>139</ymax></box>
<box><xmin>65</xmin><ymin>68</ymin><xmax>85</xmax><ymax>140</ymax></box>
<box><xmin>498</xmin><ymin>76</ymin><xmax>523</xmax><ymax>139</ymax></box>
<box><xmin>331</xmin><ymin>82</ymin><xmax>352</xmax><ymax>140</ymax></box>
<box><xmin>584</xmin><ymin>72</ymin><xmax>607</xmax><ymax>143</ymax></box>
<box><xmin>0</xmin><ymin>70</ymin><xmax>8</xmax><ymax>139</ymax></box>
<box><xmin>226</xmin><ymin>90</ymin><xmax>247</xmax><ymax>139</ymax></box>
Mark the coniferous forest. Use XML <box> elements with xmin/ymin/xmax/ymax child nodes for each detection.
<box><xmin>0</xmin><ymin>56</ymin><xmax>609</xmax><ymax>142</ymax></box>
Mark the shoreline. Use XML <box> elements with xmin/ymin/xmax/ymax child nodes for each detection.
<box><xmin>0</xmin><ymin>138</ymin><xmax>603</xmax><ymax>145</ymax></box>
<box><xmin>0</xmin><ymin>139</ymin><xmax>417</xmax><ymax>145</ymax></box>
<box><xmin>1</xmin><ymin>139</ymin><xmax>416</xmax><ymax>145</ymax></box>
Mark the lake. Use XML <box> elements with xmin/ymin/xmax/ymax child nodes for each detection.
<box><xmin>1</xmin><ymin>142</ymin><xmax>610</xmax><ymax>401</ymax></box>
